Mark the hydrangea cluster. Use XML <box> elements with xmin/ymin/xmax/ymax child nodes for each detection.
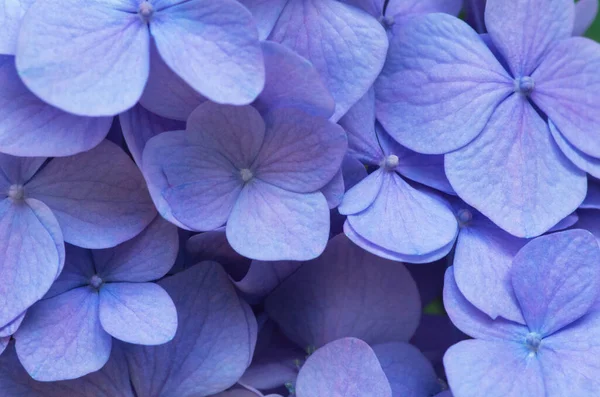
<box><xmin>0</xmin><ymin>0</ymin><xmax>599</xmax><ymax>396</ymax></box>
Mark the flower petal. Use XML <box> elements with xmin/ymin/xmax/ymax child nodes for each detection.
<box><xmin>254</xmin><ymin>108</ymin><xmax>347</xmax><ymax>193</ymax></box>
<box><xmin>485</xmin><ymin>0</ymin><xmax>574</xmax><ymax>76</ymax></box>
<box><xmin>532</xmin><ymin>37</ymin><xmax>600</xmax><ymax>157</ymax></box>
<box><xmin>0</xmin><ymin>199</ymin><xmax>63</xmax><ymax>327</ymax></box>
<box><xmin>45</xmin><ymin>245</ymin><xmax>95</xmax><ymax>300</ymax></box>
<box><xmin>227</xmin><ymin>180</ymin><xmax>330</xmax><ymax>261</ymax></box>
<box><xmin>573</xmin><ymin>0</ymin><xmax>599</xmax><ymax>35</ymax></box>
<box><xmin>27</xmin><ymin>140</ymin><xmax>156</xmax><ymax>248</ymax></box>
<box><xmin>339</xmin><ymin>168</ymin><xmax>385</xmax><ymax>215</ymax></box>
<box><xmin>296</xmin><ymin>337</ymin><xmax>392</xmax><ymax>397</ymax></box>
<box><xmin>549</xmin><ymin>119</ymin><xmax>600</xmax><ymax>178</ymax></box>
<box><xmin>16</xmin><ymin>0</ymin><xmax>149</xmax><ymax>116</ymax></box>
<box><xmin>150</xmin><ymin>0</ymin><xmax>264</xmax><ymax>105</ymax></box>
<box><xmin>444</xmin><ymin>340</ymin><xmax>546</xmax><ymax>397</ymax></box>
<box><xmin>15</xmin><ymin>287</ymin><xmax>111</xmax><ymax>381</ymax></box>
<box><xmin>376</xmin><ymin>13</ymin><xmax>512</xmax><ymax>154</ymax></box>
<box><xmin>0</xmin><ymin>0</ymin><xmax>36</xmax><ymax>55</ymax></box>
<box><xmin>446</xmin><ymin>95</ymin><xmax>586</xmax><ymax>238</ymax></box>
<box><xmin>237</xmin><ymin>0</ymin><xmax>288</xmax><ymax>40</ymax></box>
<box><xmin>511</xmin><ymin>229</ymin><xmax>600</xmax><ymax>336</ymax></box>
<box><xmin>124</xmin><ymin>262</ymin><xmax>256</xmax><ymax>397</ymax></box>
<box><xmin>99</xmin><ymin>282</ymin><xmax>177</xmax><ymax>345</ymax></box>
<box><xmin>266</xmin><ymin>234</ymin><xmax>421</xmax><ymax>348</ymax></box>
<box><xmin>269</xmin><ymin>0</ymin><xmax>388</xmax><ymax>121</ymax></box>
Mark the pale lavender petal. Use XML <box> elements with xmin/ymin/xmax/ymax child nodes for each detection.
<box><xmin>253</xmin><ymin>108</ymin><xmax>347</xmax><ymax>193</ymax></box>
<box><xmin>93</xmin><ymin>216</ymin><xmax>178</xmax><ymax>282</ymax></box>
<box><xmin>15</xmin><ymin>287</ymin><xmax>111</xmax><ymax>381</ymax></box>
<box><xmin>532</xmin><ymin>37</ymin><xmax>600</xmax><ymax>157</ymax></box>
<box><xmin>269</xmin><ymin>0</ymin><xmax>388</xmax><ymax>121</ymax></box>
<box><xmin>338</xmin><ymin>168</ymin><xmax>384</xmax><ymax>215</ymax></box>
<box><xmin>226</xmin><ymin>180</ymin><xmax>330</xmax><ymax>261</ymax></box>
<box><xmin>386</xmin><ymin>0</ymin><xmax>463</xmax><ymax>18</ymax></box>
<box><xmin>150</xmin><ymin>0</ymin><xmax>264</xmax><ymax>105</ymax></box>
<box><xmin>119</xmin><ymin>104</ymin><xmax>185</xmax><ymax>167</ymax></box>
<box><xmin>16</xmin><ymin>0</ymin><xmax>149</xmax><ymax>116</ymax></box>
<box><xmin>254</xmin><ymin>41</ymin><xmax>335</xmax><ymax>118</ymax></box>
<box><xmin>443</xmin><ymin>267</ymin><xmax>528</xmax><ymax>341</ymax></box>
<box><xmin>0</xmin><ymin>55</ymin><xmax>112</xmax><ymax>156</ymax></box>
<box><xmin>446</xmin><ymin>95</ymin><xmax>586</xmax><ymax>238</ymax></box>
<box><xmin>0</xmin><ymin>199</ymin><xmax>63</xmax><ymax>327</ymax></box>
<box><xmin>510</xmin><ymin>229</ymin><xmax>600</xmax><ymax>336</ymax></box>
<box><xmin>376</xmin><ymin>13</ymin><xmax>512</xmax><ymax>154</ymax></box>
<box><xmin>238</xmin><ymin>0</ymin><xmax>288</xmax><ymax>40</ymax></box>
<box><xmin>99</xmin><ymin>282</ymin><xmax>177</xmax><ymax>345</ymax></box>
<box><xmin>0</xmin><ymin>0</ymin><xmax>36</xmax><ymax>54</ymax></box>
<box><xmin>485</xmin><ymin>0</ymin><xmax>574</xmax><ymax>76</ymax></box>
<box><xmin>549</xmin><ymin>120</ymin><xmax>600</xmax><ymax>178</ymax></box>
<box><xmin>266</xmin><ymin>234</ymin><xmax>421</xmax><ymax>347</ymax></box>
<box><xmin>444</xmin><ymin>340</ymin><xmax>545</xmax><ymax>397</ymax></box>
<box><xmin>27</xmin><ymin>140</ymin><xmax>156</xmax><ymax>248</ymax></box>
<box><xmin>45</xmin><ymin>244</ymin><xmax>95</xmax><ymax>300</ymax></box>
<box><xmin>0</xmin><ymin>155</ymin><xmax>45</xmax><ymax>185</ymax></box>
<box><xmin>296</xmin><ymin>337</ymin><xmax>391</xmax><ymax>397</ymax></box>
<box><xmin>0</xmin><ymin>312</ymin><xmax>24</xmax><ymax>337</ymax></box>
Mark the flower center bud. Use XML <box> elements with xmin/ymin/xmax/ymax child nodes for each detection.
<box><xmin>382</xmin><ymin>154</ymin><xmax>399</xmax><ymax>170</ymax></box>
<box><xmin>378</xmin><ymin>15</ymin><xmax>395</xmax><ymax>29</ymax></box>
<box><xmin>138</xmin><ymin>1</ymin><xmax>154</xmax><ymax>22</ymax></box>
<box><xmin>456</xmin><ymin>208</ymin><xmax>473</xmax><ymax>227</ymax></box>
<box><xmin>514</xmin><ymin>76</ymin><xmax>535</xmax><ymax>96</ymax></box>
<box><xmin>525</xmin><ymin>332</ymin><xmax>542</xmax><ymax>354</ymax></box>
<box><xmin>240</xmin><ymin>168</ymin><xmax>254</xmax><ymax>183</ymax></box>
<box><xmin>90</xmin><ymin>275</ymin><xmax>103</xmax><ymax>290</ymax></box>
<box><xmin>7</xmin><ymin>184</ymin><xmax>24</xmax><ymax>201</ymax></box>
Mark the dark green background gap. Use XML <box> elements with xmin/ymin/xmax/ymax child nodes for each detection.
<box><xmin>585</xmin><ymin>11</ymin><xmax>600</xmax><ymax>41</ymax></box>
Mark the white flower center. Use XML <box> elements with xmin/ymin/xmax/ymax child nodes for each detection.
<box><xmin>514</xmin><ymin>76</ymin><xmax>535</xmax><ymax>95</ymax></box>
<box><xmin>240</xmin><ymin>168</ymin><xmax>254</xmax><ymax>183</ymax></box>
<box><xmin>7</xmin><ymin>184</ymin><xmax>24</xmax><ymax>201</ymax></box>
<box><xmin>138</xmin><ymin>1</ymin><xmax>154</xmax><ymax>22</ymax></box>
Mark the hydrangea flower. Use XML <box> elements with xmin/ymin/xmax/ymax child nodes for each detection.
<box><xmin>0</xmin><ymin>55</ymin><xmax>112</xmax><ymax>156</ymax></box>
<box><xmin>0</xmin><ymin>141</ymin><xmax>155</xmax><ymax>335</ymax></box>
<box><xmin>243</xmin><ymin>0</ymin><xmax>389</xmax><ymax>121</ymax></box>
<box><xmin>142</xmin><ymin>102</ymin><xmax>347</xmax><ymax>260</ymax></box>
<box><xmin>444</xmin><ymin>229</ymin><xmax>600</xmax><ymax>396</ymax></box>
<box><xmin>0</xmin><ymin>262</ymin><xmax>257</xmax><ymax>396</ymax></box>
<box><xmin>13</xmin><ymin>217</ymin><xmax>178</xmax><ymax>381</ymax></box>
<box><xmin>338</xmin><ymin>89</ymin><xmax>458</xmax><ymax>263</ymax></box>
<box><xmin>14</xmin><ymin>0</ymin><xmax>265</xmax><ymax>116</ymax></box>
<box><xmin>376</xmin><ymin>0</ymin><xmax>600</xmax><ymax>237</ymax></box>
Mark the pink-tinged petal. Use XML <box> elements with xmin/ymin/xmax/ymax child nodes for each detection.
<box><xmin>376</xmin><ymin>13</ymin><xmax>512</xmax><ymax>154</ymax></box>
<box><xmin>120</xmin><ymin>104</ymin><xmax>185</xmax><ymax>167</ymax></box>
<box><xmin>453</xmin><ymin>216</ymin><xmax>527</xmax><ymax>324</ymax></box>
<box><xmin>532</xmin><ymin>37</ymin><xmax>600</xmax><ymax>157</ymax></box>
<box><xmin>94</xmin><ymin>216</ymin><xmax>178</xmax><ymax>282</ymax></box>
<box><xmin>237</xmin><ymin>0</ymin><xmax>288</xmax><ymax>40</ymax></box>
<box><xmin>485</xmin><ymin>0</ymin><xmax>574</xmax><ymax>76</ymax></box>
<box><xmin>99</xmin><ymin>282</ymin><xmax>177</xmax><ymax>345</ymax></box>
<box><xmin>15</xmin><ymin>287</ymin><xmax>111</xmax><ymax>381</ymax></box>
<box><xmin>511</xmin><ymin>230</ymin><xmax>600</xmax><ymax>336</ymax></box>
<box><xmin>443</xmin><ymin>267</ymin><xmax>528</xmax><ymax>341</ymax></box>
<box><xmin>227</xmin><ymin>180</ymin><xmax>330</xmax><ymax>261</ymax></box>
<box><xmin>0</xmin><ymin>198</ymin><xmax>63</xmax><ymax>327</ymax></box>
<box><xmin>296</xmin><ymin>338</ymin><xmax>392</xmax><ymax>397</ymax></box>
<box><xmin>346</xmin><ymin>172</ymin><xmax>458</xmax><ymax>260</ymax></box>
<box><xmin>150</xmin><ymin>0</ymin><xmax>265</xmax><ymax>105</ymax></box>
<box><xmin>254</xmin><ymin>41</ymin><xmax>335</xmax><ymax>119</ymax></box>
<box><xmin>0</xmin><ymin>0</ymin><xmax>36</xmax><ymax>55</ymax></box>
<box><xmin>549</xmin><ymin>119</ymin><xmax>600</xmax><ymax>178</ymax></box>
<box><xmin>254</xmin><ymin>108</ymin><xmax>347</xmax><ymax>193</ymax></box>
<box><xmin>27</xmin><ymin>140</ymin><xmax>156</xmax><ymax>248</ymax></box>
<box><xmin>573</xmin><ymin>0</ymin><xmax>599</xmax><ymax>35</ymax></box>
<box><xmin>446</xmin><ymin>95</ymin><xmax>586</xmax><ymax>238</ymax></box>
<box><xmin>444</xmin><ymin>340</ymin><xmax>546</xmax><ymax>397</ymax></box>
<box><xmin>123</xmin><ymin>262</ymin><xmax>256</xmax><ymax>397</ymax></box>
<box><xmin>139</xmin><ymin>44</ymin><xmax>206</xmax><ymax>122</ymax></box>
<box><xmin>16</xmin><ymin>0</ymin><xmax>149</xmax><ymax>116</ymax></box>
<box><xmin>0</xmin><ymin>55</ymin><xmax>112</xmax><ymax>157</ymax></box>
<box><xmin>266</xmin><ymin>234</ymin><xmax>421</xmax><ymax>347</ymax></box>
<box><xmin>269</xmin><ymin>0</ymin><xmax>388</xmax><ymax>121</ymax></box>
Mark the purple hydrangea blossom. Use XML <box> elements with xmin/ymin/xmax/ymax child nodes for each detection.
<box><xmin>444</xmin><ymin>229</ymin><xmax>600</xmax><ymax>396</ymax></box>
<box><xmin>14</xmin><ymin>0</ymin><xmax>266</xmax><ymax>116</ymax></box>
<box><xmin>376</xmin><ymin>0</ymin><xmax>600</xmax><ymax>237</ymax></box>
<box><xmin>338</xmin><ymin>89</ymin><xmax>458</xmax><ymax>263</ymax></box>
